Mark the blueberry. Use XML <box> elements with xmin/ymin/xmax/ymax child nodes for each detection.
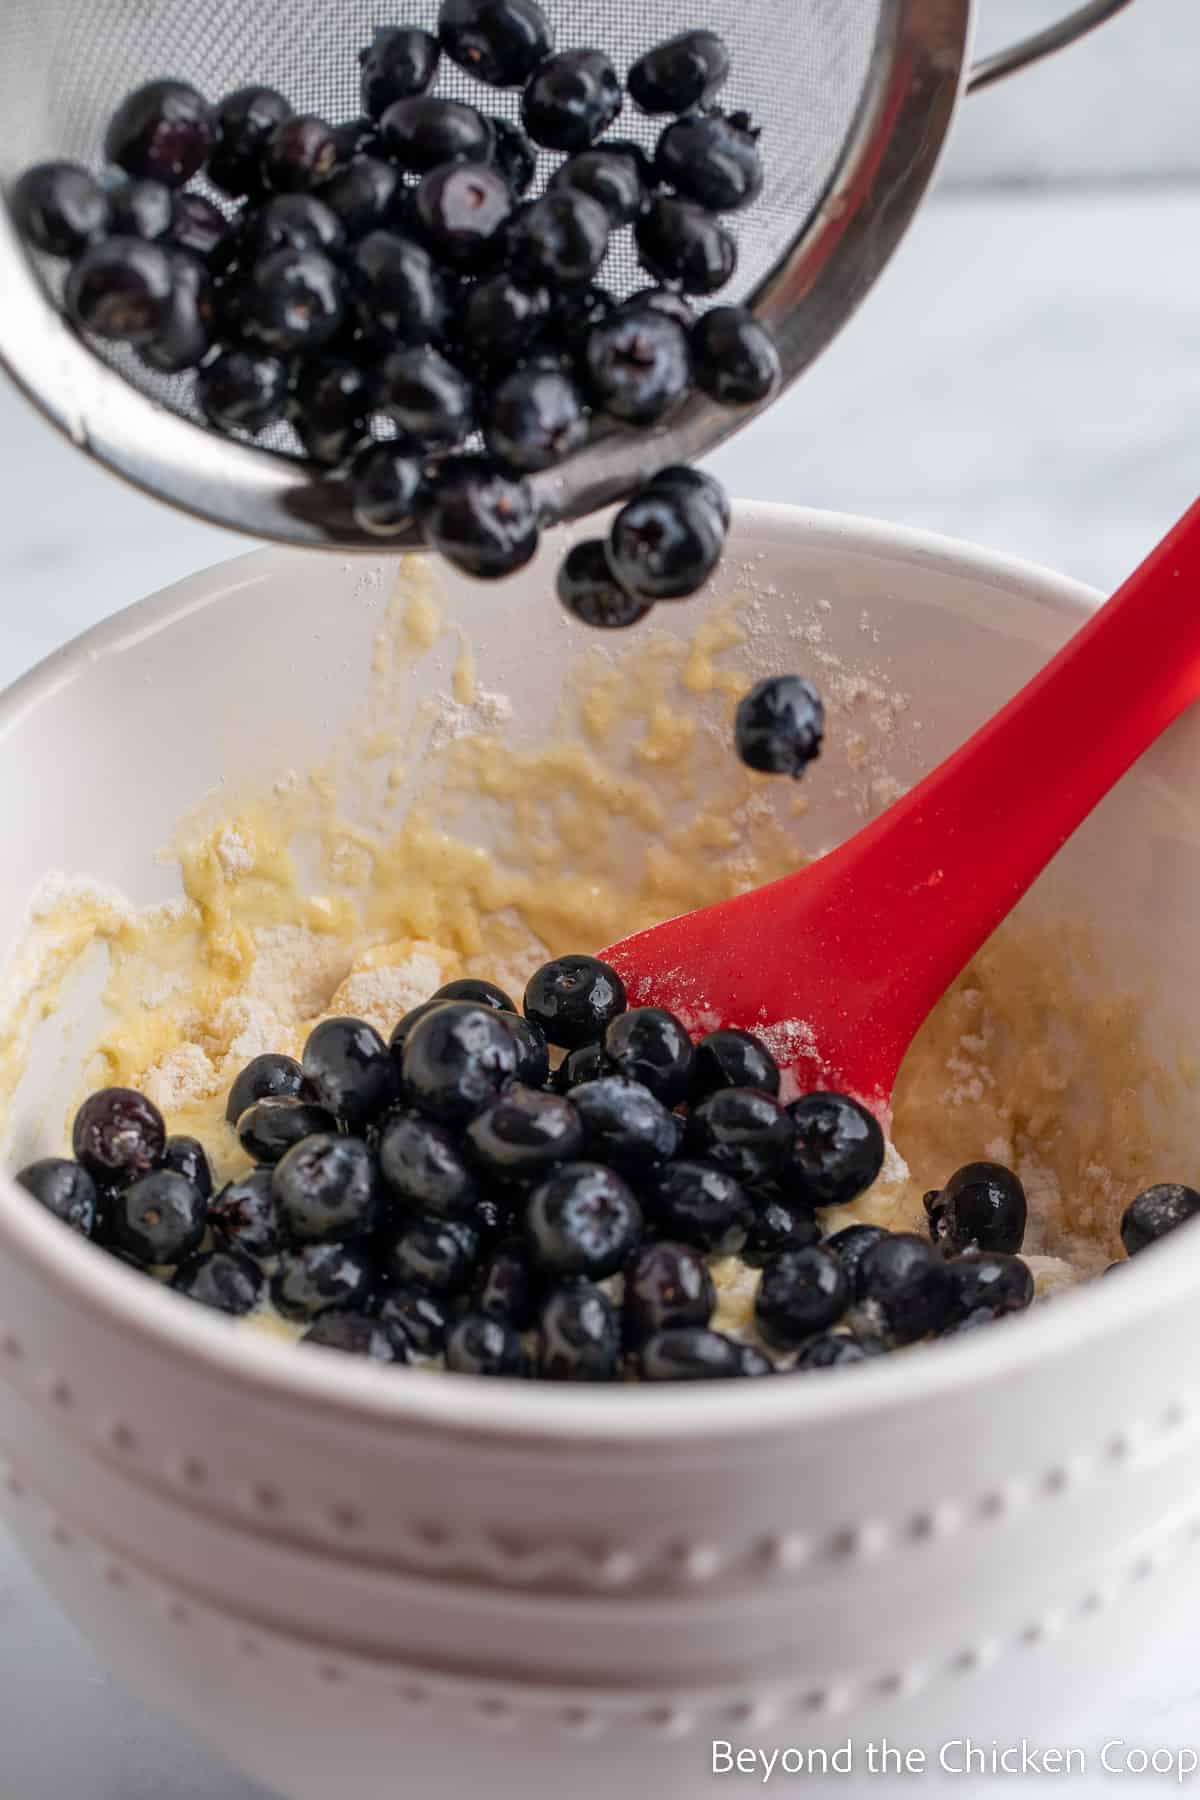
<box><xmin>938</xmin><ymin>1308</ymin><xmax>1004</xmax><ymax>1338</ymax></box>
<box><xmin>944</xmin><ymin>1252</ymin><xmax>1035</xmax><ymax>1323</ymax></box>
<box><xmin>485</xmin><ymin>364</ymin><xmax>588</xmax><ymax>471</ymax></box>
<box><xmin>647</xmin><ymin>463</ymin><xmax>730</xmax><ymax>531</ymax></box>
<box><xmin>171</xmin><ymin>1248</ymin><xmax>264</xmax><ymax>1315</ymax></box>
<box><xmin>458</xmin><ymin>273</ymin><xmax>550</xmax><ymax>366</ymax></box>
<box><xmin>372</xmin><ymin>1283</ymin><xmax>451</xmax><ymax>1355</ymax></box>
<box><xmin>360</xmin><ymin>26</ymin><xmax>442</xmax><ymax>117</ymax></box>
<box><xmin>603</xmin><ymin>1006</ymin><xmax>694</xmax><ymax>1105</ymax></box>
<box><xmin>1120</xmin><ymin>1183</ymin><xmax>1200</xmax><ymax>1255</ymax></box>
<box><xmin>273</xmin><ymin>1134</ymin><xmax>380</xmax><ymax>1242</ymax></box>
<box><xmin>475</xmin><ymin>1238</ymin><xmax>541</xmax><ymax>1328</ymax></box>
<box><xmin>236</xmin><ymin>1097</ymin><xmax>340</xmax><ymax>1164</ymax></box>
<box><xmin>349</xmin><ymin>442</ymin><xmax>424</xmax><ymax>535</ymax></box>
<box><xmin>741</xmin><ymin>1197</ymin><xmax>821</xmax><ymax>1266</ymax></box>
<box><xmin>471</xmin><ymin>1193</ymin><xmax>518</xmax><ymax>1247</ymax></box>
<box><xmin>627</xmin><ymin>30</ymin><xmax>730</xmax><ymax>115</ymax></box>
<box><xmin>241</xmin><ymin>247</ymin><xmax>344</xmax><ymax>351</ymax></box>
<box><xmin>140</xmin><ymin>251</ymin><xmax>214</xmax><ymax>372</ymax></box>
<box><xmin>435</xmin><ymin>977</ymin><xmax>516</xmax><ymax>1011</ymax></box>
<box><xmin>386</xmin><ymin>1215</ymin><xmax>480</xmax><ymax>1294</ymax></box>
<box><xmin>230</xmin><ymin>1060</ymin><xmax>305</xmax><ymax>1145</ymax></box>
<box><xmin>110</xmin><ymin>1169</ymin><xmax>207</xmax><ymax>1266</ymax></box>
<box><xmin>583</xmin><ymin>311</ymin><xmax>691</xmax><ymax>427</ymax></box>
<box><xmin>735</xmin><ymin>675</ymin><xmax>824</xmax><ymax>779</ymax></box>
<box><xmin>72</xmin><ymin>1087</ymin><xmax>165</xmax><ymax>1182</ymax></box>
<box><xmin>12</xmin><ymin>162</ymin><xmax>111</xmax><ymax>256</ymax></box>
<box><xmin>465</xmin><ymin>1082</ymin><xmax>584</xmax><ymax>1179</ymax></box>
<box><xmin>240</xmin><ymin>193</ymin><xmax>346</xmax><ymax>261</ymax></box>
<box><xmin>318</xmin><ymin>157</ymin><xmax>406</xmax><ymax>240</ymax></box>
<box><xmin>498</xmin><ymin>1012</ymin><xmax>551</xmax><ymax>1087</ymax></box>
<box><xmin>552</xmin><ymin>1041</ymin><xmax>612</xmax><ymax>1093</ymax></box>
<box><xmin>446</xmin><ymin>1313</ymin><xmax>528</xmax><ymax>1375</ymax></box>
<box><xmin>524</xmin><ymin>955</ymin><xmax>627</xmax><ymax>1049</ymax></box>
<box><xmin>263</xmin><ymin>115</ymin><xmax>341</xmax><ymax>192</ymax></box>
<box><xmin>65</xmin><ymin>237</ymin><xmax>175</xmax><ymax>344</ymax></box>
<box><xmin>424</xmin><ymin>456</ymin><xmax>538</xmax><ymax>579</ymax></box>
<box><xmin>401</xmin><ymin>999</ymin><xmax>521</xmax><ymax>1124</ymax></box>
<box><xmin>567</xmin><ymin>1075</ymin><xmax>680</xmax><ymax>1173</ymax></box>
<box><xmin>925</xmin><ymin>1161</ymin><xmax>1027</xmax><ymax>1255</ymax></box>
<box><xmin>388</xmin><ymin>997</ymin><xmax>454</xmax><ymax>1063</ymax></box>
<box><xmin>209</xmin><ymin>1168</ymin><xmax>282</xmax><ymax>1261</ymax></box>
<box><xmin>104</xmin><ymin>79</ymin><xmax>215</xmax><ymax>186</ymax></box>
<box><xmin>539</xmin><ymin>1281</ymin><xmax>621</xmax><ymax>1380</ymax></box>
<box><xmin>15</xmin><ymin>1158</ymin><xmax>99</xmax><ymax>1237</ymax></box>
<box><xmin>648</xmin><ymin>1159</ymin><xmax>754</xmax><ymax>1254</ymax></box>
<box><xmin>291</xmin><ymin>358</ymin><xmax>372</xmax><ymax>467</ymax></box>
<box><xmin>439</xmin><ymin>0</ymin><xmax>553</xmax><ymax>85</ymax></box>
<box><xmin>377</xmin><ymin>344</ymin><xmax>472</xmax><ymax>445</ymax></box>
<box><xmin>640</xmin><ymin>1327</ymin><xmax>745</xmax><ymax>1380</ymax></box>
<box><xmin>685</xmin><ymin>1087</ymin><xmax>792</xmax><ymax>1187</ymax></box>
<box><xmin>109</xmin><ymin>178</ymin><xmax>174</xmax><ymax>242</ymax></box>
<box><xmin>301</xmin><ymin>1311</ymin><xmax>410</xmax><ymax>1360</ymax></box>
<box><xmin>377</xmin><ymin>1108</ymin><xmax>477</xmax><ymax>1221</ymax></box>
<box><xmin>197</xmin><ymin>346</ymin><xmax>291</xmax><ymax>434</ymax></box>
<box><xmin>170</xmin><ymin>192</ymin><xmax>234</xmax><ymax>263</ymax></box>
<box><xmin>332</xmin><ymin>116</ymin><xmax>383</xmax><ymax>163</ymax></box>
<box><xmin>655</xmin><ymin>109</ymin><xmax>764</xmax><ymax>212</ymax></box>
<box><xmin>301</xmin><ymin>1016</ymin><xmax>397</xmax><ymax>1132</ymax></box>
<box><xmin>756</xmin><ymin>1245</ymin><xmax>848</xmax><ymax>1349</ymax></box>
<box><xmin>208</xmin><ymin>86</ymin><xmax>293</xmax><ymax>198</ymax></box>
<box><xmin>524</xmin><ymin>1162</ymin><xmax>641</xmax><ymax>1278</ymax></box>
<box><xmin>823</xmin><ymin>1223</ymin><xmax>889</xmax><ymax>1298</ymax></box>
<box><xmin>271</xmin><ymin>1240</ymin><xmax>375</xmax><ymax>1321</ymax></box>
<box><xmin>691</xmin><ymin>1028</ymin><xmax>779</xmax><ymax>1101</ymax></box>
<box><xmin>859</xmin><ymin>1233</ymin><xmax>952</xmax><ymax>1343</ymax></box>
<box><xmin>415</xmin><ymin>161</ymin><xmax>513</xmax><ymax>269</ymax></box>
<box><xmin>624</xmin><ymin>1241</ymin><xmax>715</xmax><ymax>1348</ymax></box>
<box><xmin>522</xmin><ymin>49</ymin><xmax>622</xmax><ymax>151</ymax></box>
<box><xmin>794</xmin><ymin>1331</ymin><xmax>882</xmax><ymax>1370</ymax></box>
<box><xmin>619</xmin><ymin>288</ymin><xmax>696</xmax><ymax>332</ymax></box>
<box><xmin>636</xmin><ymin>197</ymin><xmax>736</xmax><ymax>295</ymax></box>
<box><xmin>557</xmin><ymin>541</ymin><xmax>651</xmax><ymax>630</ymax></box>
<box><xmin>160</xmin><ymin>1135</ymin><xmax>213</xmax><ymax>1199</ymax></box>
<box><xmin>488</xmin><ymin>117</ymin><xmax>539</xmax><ymax>196</ymax></box>
<box><xmin>691</xmin><ymin>305</ymin><xmax>780</xmax><ymax>406</ymax></box>
<box><xmin>380</xmin><ymin>96</ymin><xmax>494</xmax><ymax>173</ymax></box>
<box><xmin>607</xmin><ymin>481</ymin><xmax>723</xmax><ymax>600</ymax></box>
<box><xmin>509</xmin><ymin>190</ymin><xmax>610</xmax><ymax>288</ymax></box>
<box><xmin>786</xmin><ymin>1091</ymin><xmax>883</xmax><ymax>1207</ymax></box>
<box><xmin>549</xmin><ymin>148</ymin><xmax>644</xmax><ymax>226</ymax></box>
<box><xmin>553</xmin><ymin>282</ymin><xmax>617</xmax><ymax>355</ymax></box>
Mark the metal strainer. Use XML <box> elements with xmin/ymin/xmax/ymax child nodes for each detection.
<box><xmin>0</xmin><ymin>0</ymin><xmax>1130</xmax><ymax>549</ymax></box>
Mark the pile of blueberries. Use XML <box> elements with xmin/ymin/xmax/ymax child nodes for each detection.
<box><xmin>19</xmin><ymin>950</ymin><xmax>1168</xmax><ymax>1384</ymax></box>
<box><xmin>11</xmin><ymin>4</ymin><xmax>782</xmax><ymax>626</ymax></box>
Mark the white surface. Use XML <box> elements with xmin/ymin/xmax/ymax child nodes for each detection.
<box><xmin>1</xmin><ymin>0</ymin><xmax>1198</xmax><ymax>1791</ymax></box>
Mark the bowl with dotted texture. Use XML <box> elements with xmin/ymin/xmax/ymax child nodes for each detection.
<box><xmin>2</xmin><ymin>507</ymin><xmax>1200</xmax><ymax>1799</ymax></box>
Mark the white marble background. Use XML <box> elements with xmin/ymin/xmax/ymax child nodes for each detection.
<box><xmin>2</xmin><ymin>1</ymin><xmax>1199</xmax><ymax>1792</ymax></box>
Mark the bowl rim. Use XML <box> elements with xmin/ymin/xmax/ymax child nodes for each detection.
<box><xmin>1</xmin><ymin>500</ymin><xmax>1192</xmax><ymax>1448</ymax></box>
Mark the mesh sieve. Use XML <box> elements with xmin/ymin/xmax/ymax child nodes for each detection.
<box><xmin>0</xmin><ymin>0</ymin><xmax>1133</xmax><ymax>548</ymax></box>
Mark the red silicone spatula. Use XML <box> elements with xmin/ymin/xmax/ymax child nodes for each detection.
<box><xmin>601</xmin><ymin>499</ymin><xmax>1200</xmax><ymax>1112</ymax></box>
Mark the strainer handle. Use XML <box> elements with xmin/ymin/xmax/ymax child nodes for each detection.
<box><xmin>967</xmin><ymin>0</ymin><xmax>1133</xmax><ymax>93</ymax></box>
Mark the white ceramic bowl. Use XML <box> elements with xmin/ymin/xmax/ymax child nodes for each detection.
<box><xmin>2</xmin><ymin>507</ymin><xmax>1200</xmax><ymax>1800</ymax></box>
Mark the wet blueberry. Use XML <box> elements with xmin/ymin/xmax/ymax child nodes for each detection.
<box><xmin>740</xmin><ymin>1197</ymin><xmax>820</xmax><ymax>1266</ymax></box>
<box><xmin>172</xmin><ymin>1248</ymin><xmax>265</xmax><ymax>1315</ymax></box>
<box><xmin>272</xmin><ymin>1134</ymin><xmax>380</xmax><ymax>1242</ymax></box>
<box><xmin>380</xmin><ymin>96</ymin><xmax>494</xmax><ymax>173</ymax></box>
<box><xmin>386</xmin><ymin>1214</ymin><xmax>480</xmax><ymax>1294</ymax></box>
<box><xmin>755</xmin><ymin>1245</ymin><xmax>849</xmax><ymax>1349</ymax></box>
<box><xmin>65</xmin><ymin>237</ymin><xmax>175</xmax><ymax>343</ymax></box>
<box><xmin>603</xmin><ymin>1006</ymin><xmax>694</xmax><ymax>1106</ymax></box>
<box><xmin>389</xmin><ymin>997</ymin><xmax>454</xmax><ymax>1063</ymax></box>
<box><xmin>424</xmin><ymin>456</ymin><xmax>539</xmax><ymax>579</ymax></box>
<box><xmin>377</xmin><ymin>1108</ymin><xmax>478</xmax><ymax>1221</ymax></box>
<box><xmin>332</xmin><ymin>115</ymin><xmax>383</xmax><ymax>163</ymax></box>
<box><xmin>415</xmin><ymin>161</ymin><xmax>513</xmax><ymax>266</ymax></box>
<box><xmin>317</xmin><ymin>156</ymin><xmax>406</xmax><ymax>240</ymax></box>
<box><xmin>209</xmin><ymin>1168</ymin><xmax>282</xmax><ymax>1261</ymax></box>
<box><xmin>240</xmin><ymin>193</ymin><xmax>346</xmax><ymax>261</ymax></box>
<box><xmin>647</xmin><ymin>1159</ymin><xmax>754</xmax><ymax>1254</ymax></box>
<box><xmin>619</xmin><ymin>288</ymin><xmax>696</xmax><ymax>332</ymax></box>
<box><xmin>140</xmin><ymin>250</ymin><xmax>214</xmax><ymax>372</ymax></box>
<box><xmin>567</xmin><ymin>1075</ymin><xmax>680</xmax><ymax>1173</ymax></box>
<box><xmin>584</xmin><ymin>310</ymin><xmax>691</xmax><ymax>426</ymax></box>
<box><xmin>636</xmin><ymin>196</ymin><xmax>736</xmax><ymax>295</ymax></box>
<box><xmin>539</xmin><ymin>1280</ymin><xmax>621</xmax><ymax>1380</ymax></box>
<box><xmin>109</xmin><ymin>177</ymin><xmax>174</xmax><ymax>242</ymax></box>
<box><xmin>475</xmin><ymin>1238</ymin><xmax>541</xmax><ymax>1329</ymax></box>
<box><xmin>12</xmin><ymin>162</ymin><xmax>111</xmax><ymax>256</ymax></box>
<box><xmin>787</xmin><ymin>1091</ymin><xmax>884</xmax><ymax>1207</ymax></box>
<box><xmin>859</xmin><ymin>1233</ymin><xmax>952</xmax><ymax>1343</ymax></box>
<box><xmin>110</xmin><ymin>1169</ymin><xmax>207</xmax><ymax>1266</ymax></box>
<box><xmin>691</xmin><ymin>1028</ymin><xmax>780</xmax><ymax>1101</ymax></box>
<box><xmin>196</xmin><ymin>346</ymin><xmax>291</xmax><ymax>433</ymax></box>
<box><xmin>378</xmin><ymin>345</ymin><xmax>472</xmax><ymax>445</ymax></box>
<box><xmin>655</xmin><ymin>109</ymin><xmax>763</xmax><ymax>212</ymax></box>
<box><xmin>735</xmin><ymin>675</ymin><xmax>825</xmax><ymax>777</ymax></box>
<box><xmin>302</xmin><ymin>1016</ymin><xmax>397</xmax><ymax>1132</ymax></box>
<box><xmin>522</xmin><ymin>48</ymin><xmax>622</xmax><ymax>152</ymax></box>
<box><xmin>944</xmin><ymin>1252</ymin><xmax>1035</xmax><ymax>1322</ymax></box>
<box><xmin>647</xmin><ymin>463</ymin><xmax>730</xmax><ymax>532</ymax></box>
<box><xmin>685</xmin><ymin>1086</ymin><xmax>792</xmax><ymax>1185</ymax></box>
<box><xmin>208</xmin><ymin>85</ymin><xmax>293</xmax><ymax>199</ymax></box>
<box><xmin>72</xmin><ymin>1086</ymin><xmax>165</xmax><ymax>1182</ymax></box>
<box><xmin>925</xmin><ymin>1161</ymin><xmax>1027</xmax><ymax>1255</ymax></box>
<box><xmin>291</xmin><ymin>358</ymin><xmax>372</xmax><ymax>466</ymax></box>
<box><xmin>488</xmin><ymin>116</ymin><xmax>539</xmax><ymax>196</ymax></box>
<box><xmin>549</xmin><ymin>147</ymin><xmax>645</xmax><ymax>225</ymax></box>
<box><xmin>623</xmin><ymin>1241</ymin><xmax>715</xmax><ymax>1347</ymax></box>
<box><xmin>465</xmin><ymin>1083</ymin><xmax>584</xmax><ymax>1180</ymax></box>
<box><xmin>236</xmin><ymin>1097</ymin><xmax>340</xmax><ymax>1164</ymax></box>
<box><xmin>509</xmin><ymin>190</ymin><xmax>610</xmax><ymax>288</ymax></box>
<box><xmin>524</xmin><ymin>1162</ymin><xmax>641</xmax><ymax>1278</ymax></box>
<box><xmin>439</xmin><ymin>0</ymin><xmax>553</xmax><ymax>86</ymax></box>
<box><xmin>359</xmin><ymin>26</ymin><xmax>442</xmax><ymax>117</ymax></box>
<box><xmin>823</xmin><ymin>1223</ymin><xmax>889</xmax><ymax>1299</ymax></box>
<box><xmin>485</xmin><ymin>364</ymin><xmax>587</xmax><ymax>472</ymax></box>
<box><xmin>349</xmin><ymin>441</ymin><xmax>425</xmax><ymax>536</ymax></box>
<box><xmin>435</xmin><ymin>977</ymin><xmax>516</xmax><ymax>1011</ymax></box>
<box><xmin>104</xmin><ymin>79</ymin><xmax>215</xmax><ymax>186</ymax></box>
<box><xmin>241</xmin><ymin>247</ymin><xmax>345</xmax><ymax>351</ymax></box>
<box><xmin>1120</xmin><ymin>1183</ymin><xmax>1200</xmax><ymax>1255</ymax></box>
<box><xmin>607</xmin><ymin>479</ymin><xmax>723</xmax><ymax>600</ymax></box>
<box><xmin>471</xmin><ymin>1193</ymin><xmax>518</xmax><ymax>1247</ymax></box>
<box><xmin>793</xmin><ymin>1331</ymin><xmax>883</xmax><ymax>1370</ymax></box>
<box><xmin>263</xmin><ymin>115</ymin><xmax>341</xmax><ymax>192</ymax></box>
<box><xmin>498</xmin><ymin>1012</ymin><xmax>551</xmax><ymax>1087</ymax></box>
<box><xmin>557</xmin><ymin>539</ymin><xmax>652</xmax><ymax>630</ymax></box>
<box><xmin>458</xmin><ymin>272</ymin><xmax>550</xmax><ymax>367</ymax></box>
<box><xmin>627</xmin><ymin>29</ymin><xmax>730</xmax><ymax>115</ymax></box>
<box><xmin>301</xmin><ymin>1310</ymin><xmax>410</xmax><ymax>1360</ymax></box>
<box><xmin>372</xmin><ymin>1282</ymin><xmax>451</xmax><ymax>1355</ymax></box>
<box><xmin>271</xmin><ymin>1240</ymin><xmax>376</xmax><ymax>1321</ymax></box>
<box><xmin>446</xmin><ymin>1313</ymin><xmax>528</xmax><ymax>1375</ymax></box>
<box><xmin>160</xmin><ymin>1135</ymin><xmax>212</xmax><ymax>1199</ymax></box>
<box><xmin>170</xmin><ymin>192</ymin><xmax>234</xmax><ymax>263</ymax></box>
<box><xmin>640</xmin><ymin>1327</ymin><xmax>744</xmax><ymax>1380</ymax></box>
<box><xmin>15</xmin><ymin>1158</ymin><xmax>99</xmax><ymax>1237</ymax></box>
<box><xmin>691</xmin><ymin>304</ymin><xmax>781</xmax><ymax>406</ymax></box>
